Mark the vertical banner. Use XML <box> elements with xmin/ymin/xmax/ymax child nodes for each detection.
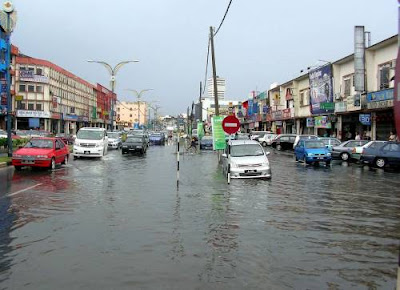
<box><xmin>309</xmin><ymin>64</ymin><xmax>334</xmax><ymax>114</ymax></box>
<box><xmin>212</xmin><ymin>116</ymin><xmax>226</xmax><ymax>150</ymax></box>
<box><xmin>354</xmin><ymin>26</ymin><xmax>366</xmax><ymax>92</ymax></box>
<box><xmin>197</xmin><ymin>121</ymin><xmax>204</xmax><ymax>140</ymax></box>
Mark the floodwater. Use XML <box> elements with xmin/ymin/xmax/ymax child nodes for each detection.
<box><xmin>0</xmin><ymin>144</ymin><xmax>399</xmax><ymax>289</ymax></box>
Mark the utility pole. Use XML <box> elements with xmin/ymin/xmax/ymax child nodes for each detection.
<box><xmin>209</xmin><ymin>26</ymin><xmax>219</xmax><ymax>116</ymax></box>
<box><xmin>199</xmin><ymin>81</ymin><xmax>202</xmax><ymax>121</ymax></box>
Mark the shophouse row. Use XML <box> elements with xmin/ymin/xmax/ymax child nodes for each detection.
<box><xmin>233</xmin><ymin>34</ymin><xmax>397</xmax><ymax>141</ymax></box>
<box><xmin>0</xmin><ymin>46</ymin><xmax>117</xmax><ymax>135</ymax></box>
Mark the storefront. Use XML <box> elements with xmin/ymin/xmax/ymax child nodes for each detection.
<box><xmin>16</xmin><ymin>110</ymin><xmax>51</xmax><ymax>130</ymax></box>
<box><xmin>64</xmin><ymin>114</ymin><xmax>78</xmax><ymax>135</ymax></box>
<box><xmin>50</xmin><ymin>112</ymin><xmax>62</xmax><ymax>134</ymax></box>
<box><xmin>314</xmin><ymin>115</ymin><xmax>333</xmax><ymax>137</ymax></box>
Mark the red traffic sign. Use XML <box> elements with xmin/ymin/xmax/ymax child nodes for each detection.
<box><xmin>222</xmin><ymin>115</ymin><xmax>240</xmax><ymax>134</ymax></box>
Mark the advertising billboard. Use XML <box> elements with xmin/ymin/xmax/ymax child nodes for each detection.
<box><xmin>309</xmin><ymin>64</ymin><xmax>334</xmax><ymax>115</ymax></box>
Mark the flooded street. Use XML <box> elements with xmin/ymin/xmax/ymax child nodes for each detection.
<box><xmin>0</xmin><ymin>144</ymin><xmax>399</xmax><ymax>289</ymax></box>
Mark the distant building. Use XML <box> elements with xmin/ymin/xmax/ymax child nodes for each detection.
<box><xmin>206</xmin><ymin>76</ymin><xmax>226</xmax><ymax>100</ymax></box>
<box><xmin>116</xmin><ymin>101</ymin><xmax>148</xmax><ymax>128</ymax></box>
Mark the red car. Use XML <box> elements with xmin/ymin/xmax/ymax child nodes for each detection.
<box><xmin>12</xmin><ymin>137</ymin><xmax>69</xmax><ymax>170</ymax></box>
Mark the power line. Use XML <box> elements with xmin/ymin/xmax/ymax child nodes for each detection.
<box><xmin>214</xmin><ymin>0</ymin><xmax>233</xmax><ymax>37</ymax></box>
<box><xmin>202</xmin><ymin>37</ymin><xmax>210</xmax><ymax>95</ymax></box>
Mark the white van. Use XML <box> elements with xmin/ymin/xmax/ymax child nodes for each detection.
<box><xmin>73</xmin><ymin>127</ymin><xmax>108</xmax><ymax>158</ymax></box>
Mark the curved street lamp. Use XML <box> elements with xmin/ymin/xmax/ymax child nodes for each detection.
<box><xmin>126</xmin><ymin>89</ymin><xmax>153</xmax><ymax>128</ymax></box>
<box><xmin>87</xmin><ymin>59</ymin><xmax>139</xmax><ymax>131</ymax></box>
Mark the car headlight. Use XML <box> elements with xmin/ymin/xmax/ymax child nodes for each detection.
<box><xmin>74</xmin><ymin>142</ymin><xmax>80</xmax><ymax>146</ymax></box>
<box><xmin>230</xmin><ymin>162</ymin><xmax>238</xmax><ymax>168</ymax></box>
<box><xmin>13</xmin><ymin>154</ymin><xmax>22</xmax><ymax>158</ymax></box>
<box><xmin>262</xmin><ymin>161</ymin><xmax>269</xmax><ymax>166</ymax></box>
<box><xmin>307</xmin><ymin>153</ymin><xmax>314</xmax><ymax>157</ymax></box>
<box><xmin>95</xmin><ymin>143</ymin><xmax>102</xmax><ymax>147</ymax></box>
<box><xmin>36</xmin><ymin>155</ymin><xmax>49</xmax><ymax>158</ymax></box>
<box><xmin>326</xmin><ymin>152</ymin><xmax>331</xmax><ymax>156</ymax></box>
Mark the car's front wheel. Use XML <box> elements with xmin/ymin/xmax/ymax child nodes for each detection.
<box><xmin>276</xmin><ymin>144</ymin><xmax>282</xmax><ymax>151</ymax></box>
<box><xmin>50</xmin><ymin>158</ymin><xmax>56</xmax><ymax>170</ymax></box>
<box><xmin>262</xmin><ymin>141</ymin><xmax>267</xmax><ymax>147</ymax></box>
<box><xmin>375</xmin><ymin>157</ymin><xmax>386</xmax><ymax>168</ymax></box>
<box><xmin>340</xmin><ymin>152</ymin><xmax>349</xmax><ymax>161</ymax></box>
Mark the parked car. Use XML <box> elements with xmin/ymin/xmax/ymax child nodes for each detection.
<box><xmin>12</xmin><ymin>137</ymin><xmax>69</xmax><ymax>170</ymax></box>
<box><xmin>319</xmin><ymin>137</ymin><xmax>341</xmax><ymax>151</ymax></box>
<box><xmin>271</xmin><ymin>134</ymin><xmax>297</xmax><ymax>151</ymax></box>
<box><xmin>222</xmin><ymin>140</ymin><xmax>271</xmax><ymax>179</ymax></box>
<box><xmin>0</xmin><ymin>129</ymin><xmax>22</xmax><ymax>139</ymax></box>
<box><xmin>351</xmin><ymin>140</ymin><xmax>387</xmax><ymax>161</ymax></box>
<box><xmin>250</xmin><ymin>130</ymin><xmax>271</xmax><ymax>141</ymax></box>
<box><xmin>73</xmin><ymin>127</ymin><xmax>108</xmax><ymax>159</ymax></box>
<box><xmin>200</xmin><ymin>135</ymin><xmax>213</xmax><ymax>150</ymax></box>
<box><xmin>121</xmin><ymin>135</ymin><xmax>147</xmax><ymax>154</ymax></box>
<box><xmin>293</xmin><ymin>134</ymin><xmax>318</xmax><ymax>148</ymax></box>
<box><xmin>258</xmin><ymin>133</ymin><xmax>277</xmax><ymax>147</ymax></box>
<box><xmin>294</xmin><ymin>140</ymin><xmax>332</xmax><ymax>165</ymax></box>
<box><xmin>360</xmin><ymin>142</ymin><xmax>400</xmax><ymax>168</ymax></box>
<box><xmin>56</xmin><ymin>133</ymin><xmax>75</xmax><ymax>145</ymax></box>
<box><xmin>331</xmin><ymin>140</ymin><xmax>369</xmax><ymax>161</ymax></box>
<box><xmin>149</xmin><ymin>132</ymin><xmax>166</xmax><ymax>145</ymax></box>
<box><xmin>107</xmin><ymin>131</ymin><xmax>122</xmax><ymax>149</ymax></box>
<box><xmin>235</xmin><ymin>133</ymin><xmax>250</xmax><ymax>140</ymax></box>
<box><xmin>0</xmin><ymin>129</ymin><xmax>6</xmax><ymax>138</ymax></box>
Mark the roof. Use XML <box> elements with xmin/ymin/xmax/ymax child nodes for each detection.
<box><xmin>228</xmin><ymin>139</ymin><xmax>259</xmax><ymax>146</ymax></box>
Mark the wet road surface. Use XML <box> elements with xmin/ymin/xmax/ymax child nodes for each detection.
<box><xmin>0</xmin><ymin>144</ymin><xmax>399</xmax><ymax>289</ymax></box>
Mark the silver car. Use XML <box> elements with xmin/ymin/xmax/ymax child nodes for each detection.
<box><xmin>222</xmin><ymin>140</ymin><xmax>271</xmax><ymax>179</ymax></box>
<box><xmin>331</xmin><ymin>140</ymin><xmax>369</xmax><ymax>161</ymax></box>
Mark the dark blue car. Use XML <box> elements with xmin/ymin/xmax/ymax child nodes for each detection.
<box><xmin>149</xmin><ymin>133</ymin><xmax>165</xmax><ymax>145</ymax></box>
<box><xmin>294</xmin><ymin>140</ymin><xmax>332</xmax><ymax>165</ymax></box>
<box><xmin>360</xmin><ymin>142</ymin><xmax>400</xmax><ymax>168</ymax></box>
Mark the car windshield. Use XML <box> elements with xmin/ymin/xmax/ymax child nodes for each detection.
<box><xmin>77</xmin><ymin>130</ymin><xmax>104</xmax><ymax>140</ymax></box>
<box><xmin>25</xmin><ymin>139</ymin><xmax>53</xmax><ymax>149</ymax></box>
<box><xmin>107</xmin><ymin>133</ymin><xmax>120</xmax><ymax>139</ymax></box>
<box><xmin>126</xmin><ymin>137</ymin><xmax>142</xmax><ymax>143</ymax></box>
<box><xmin>305</xmin><ymin>141</ymin><xmax>325</xmax><ymax>148</ymax></box>
<box><xmin>231</xmin><ymin>144</ymin><xmax>264</xmax><ymax>157</ymax></box>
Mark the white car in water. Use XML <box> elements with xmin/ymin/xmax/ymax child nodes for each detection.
<box><xmin>222</xmin><ymin>140</ymin><xmax>271</xmax><ymax>179</ymax></box>
<box><xmin>73</xmin><ymin>127</ymin><xmax>108</xmax><ymax>158</ymax></box>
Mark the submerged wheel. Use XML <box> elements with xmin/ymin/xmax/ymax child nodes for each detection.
<box><xmin>375</xmin><ymin>158</ymin><xmax>386</xmax><ymax>168</ymax></box>
<box><xmin>262</xmin><ymin>141</ymin><xmax>267</xmax><ymax>147</ymax></box>
<box><xmin>276</xmin><ymin>144</ymin><xmax>282</xmax><ymax>151</ymax></box>
<box><xmin>50</xmin><ymin>158</ymin><xmax>56</xmax><ymax>170</ymax></box>
<box><xmin>62</xmin><ymin>155</ymin><xmax>68</xmax><ymax>165</ymax></box>
<box><xmin>340</xmin><ymin>152</ymin><xmax>349</xmax><ymax>161</ymax></box>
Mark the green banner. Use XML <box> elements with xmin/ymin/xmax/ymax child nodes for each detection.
<box><xmin>197</xmin><ymin>122</ymin><xmax>204</xmax><ymax>140</ymax></box>
<box><xmin>212</xmin><ymin>116</ymin><xmax>226</xmax><ymax>150</ymax></box>
<box><xmin>92</xmin><ymin>106</ymin><xmax>97</xmax><ymax>119</ymax></box>
<box><xmin>320</xmin><ymin>102</ymin><xmax>334</xmax><ymax>110</ymax></box>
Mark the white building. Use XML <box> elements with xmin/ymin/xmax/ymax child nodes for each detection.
<box><xmin>201</xmin><ymin>98</ymin><xmax>239</xmax><ymax>123</ymax></box>
<box><xmin>206</xmin><ymin>76</ymin><xmax>226</xmax><ymax>100</ymax></box>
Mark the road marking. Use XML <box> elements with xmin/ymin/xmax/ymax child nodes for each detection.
<box><xmin>7</xmin><ymin>183</ymin><xmax>43</xmax><ymax>197</ymax></box>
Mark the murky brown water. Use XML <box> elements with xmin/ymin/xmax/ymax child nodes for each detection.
<box><xmin>0</xmin><ymin>145</ymin><xmax>399</xmax><ymax>289</ymax></box>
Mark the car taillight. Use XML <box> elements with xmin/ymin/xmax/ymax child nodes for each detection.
<box><xmin>352</xmin><ymin>148</ymin><xmax>356</xmax><ymax>153</ymax></box>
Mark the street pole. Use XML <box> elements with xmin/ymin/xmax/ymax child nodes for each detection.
<box><xmin>209</xmin><ymin>26</ymin><xmax>219</xmax><ymax>116</ymax></box>
<box><xmin>87</xmin><ymin>60</ymin><xmax>139</xmax><ymax>132</ymax></box>
<box><xmin>126</xmin><ymin>89</ymin><xmax>153</xmax><ymax>129</ymax></box>
<box><xmin>5</xmin><ymin>10</ymin><xmax>11</xmax><ymax>156</ymax></box>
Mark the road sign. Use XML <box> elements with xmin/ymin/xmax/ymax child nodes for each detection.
<box><xmin>222</xmin><ymin>115</ymin><xmax>240</xmax><ymax>134</ymax></box>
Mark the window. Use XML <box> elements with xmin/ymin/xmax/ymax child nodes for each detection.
<box><xmin>379</xmin><ymin>63</ymin><xmax>391</xmax><ymax>90</ymax></box>
<box><xmin>130</xmin><ymin>107</ymin><xmax>133</xmax><ymax>111</ymax></box>
<box><xmin>300</xmin><ymin>89</ymin><xmax>309</xmax><ymax>106</ymax></box>
<box><xmin>36</xmin><ymin>86</ymin><xmax>43</xmax><ymax>93</ymax></box>
<box><xmin>28</xmin><ymin>85</ymin><xmax>35</xmax><ymax>92</ymax></box>
<box><xmin>28</xmin><ymin>103</ymin><xmax>34</xmax><ymax>110</ymax></box>
<box><xmin>345</xmin><ymin>141</ymin><xmax>356</xmax><ymax>147</ymax></box>
<box><xmin>130</xmin><ymin>114</ymin><xmax>132</xmax><ymax>117</ymax></box>
<box><xmin>36</xmin><ymin>103</ymin><xmax>42</xmax><ymax>111</ymax></box>
<box><xmin>19</xmin><ymin>66</ymin><xmax>26</xmax><ymax>71</ymax></box>
<box><xmin>70</xmin><ymin>107</ymin><xmax>75</xmax><ymax>114</ymax></box>
<box><xmin>19</xmin><ymin>84</ymin><xmax>26</xmax><ymax>92</ymax></box>
<box><xmin>117</xmin><ymin>107</ymin><xmax>120</xmax><ymax>111</ymax></box>
<box><xmin>28</xmin><ymin>67</ymin><xmax>34</xmax><ymax>72</ymax></box>
<box><xmin>18</xmin><ymin>102</ymin><xmax>25</xmax><ymax>109</ymax></box>
<box><xmin>343</xmin><ymin>77</ymin><xmax>351</xmax><ymax>97</ymax></box>
<box><xmin>36</xmin><ymin>68</ymin><xmax>43</xmax><ymax>75</ymax></box>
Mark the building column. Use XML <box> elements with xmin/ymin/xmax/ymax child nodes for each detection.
<box><xmin>296</xmin><ymin>119</ymin><xmax>300</xmax><ymax>135</ymax></box>
<box><xmin>14</xmin><ymin>117</ymin><xmax>17</xmax><ymax>130</ymax></box>
<box><xmin>371</xmin><ymin>112</ymin><xmax>376</xmax><ymax>141</ymax></box>
<box><xmin>336</xmin><ymin>115</ymin><xmax>342</xmax><ymax>141</ymax></box>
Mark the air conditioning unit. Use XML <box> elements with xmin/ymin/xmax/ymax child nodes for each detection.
<box><xmin>335</xmin><ymin>93</ymin><xmax>342</xmax><ymax>100</ymax></box>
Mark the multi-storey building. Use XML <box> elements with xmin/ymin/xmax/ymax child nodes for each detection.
<box><xmin>94</xmin><ymin>83</ymin><xmax>116</xmax><ymax>130</ymax></box>
<box><xmin>207</xmin><ymin>76</ymin><xmax>226</xmax><ymax>100</ymax></box>
<box><xmin>14</xmin><ymin>56</ymin><xmax>97</xmax><ymax>135</ymax></box>
<box><xmin>116</xmin><ymin>101</ymin><xmax>148</xmax><ymax>129</ymax></box>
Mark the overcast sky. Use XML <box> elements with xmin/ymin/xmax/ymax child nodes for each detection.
<box><xmin>11</xmin><ymin>0</ymin><xmax>398</xmax><ymax>115</ymax></box>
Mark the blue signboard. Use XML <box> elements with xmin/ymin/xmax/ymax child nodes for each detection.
<box><xmin>366</xmin><ymin>88</ymin><xmax>393</xmax><ymax>102</ymax></box>
<box><xmin>248</xmin><ymin>100</ymin><xmax>253</xmax><ymax>116</ymax></box>
<box><xmin>309</xmin><ymin>64</ymin><xmax>334</xmax><ymax>114</ymax></box>
<box><xmin>29</xmin><ymin>118</ymin><xmax>40</xmax><ymax>128</ymax></box>
<box><xmin>359</xmin><ymin>114</ymin><xmax>371</xmax><ymax>125</ymax></box>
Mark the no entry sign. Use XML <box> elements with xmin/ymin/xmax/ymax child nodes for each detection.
<box><xmin>222</xmin><ymin>115</ymin><xmax>240</xmax><ymax>134</ymax></box>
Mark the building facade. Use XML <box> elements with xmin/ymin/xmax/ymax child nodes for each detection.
<box><xmin>116</xmin><ymin>101</ymin><xmax>148</xmax><ymax>129</ymax></box>
<box><xmin>207</xmin><ymin>76</ymin><xmax>226</xmax><ymax>100</ymax></box>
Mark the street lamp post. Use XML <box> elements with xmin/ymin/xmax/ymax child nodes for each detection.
<box><xmin>87</xmin><ymin>59</ymin><xmax>139</xmax><ymax>131</ymax></box>
<box><xmin>126</xmin><ymin>89</ymin><xmax>153</xmax><ymax>129</ymax></box>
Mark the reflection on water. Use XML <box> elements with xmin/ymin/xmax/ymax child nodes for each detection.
<box><xmin>0</xmin><ymin>146</ymin><xmax>398</xmax><ymax>289</ymax></box>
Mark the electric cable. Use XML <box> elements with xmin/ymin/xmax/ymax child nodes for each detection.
<box><xmin>214</xmin><ymin>0</ymin><xmax>233</xmax><ymax>37</ymax></box>
<box><xmin>202</xmin><ymin>38</ymin><xmax>210</xmax><ymax>95</ymax></box>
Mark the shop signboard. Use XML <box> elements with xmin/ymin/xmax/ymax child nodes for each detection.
<box><xmin>346</xmin><ymin>94</ymin><xmax>361</xmax><ymax>111</ymax></box>
<box><xmin>51</xmin><ymin>113</ymin><xmax>62</xmax><ymax>120</ymax></box>
<box><xmin>320</xmin><ymin>102</ymin><xmax>334</xmax><ymax>111</ymax></box>
<box><xmin>15</xmin><ymin>95</ymin><xmax>23</xmax><ymax>101</ymax></box>
<box><xmin>248</xmin><ymin>99</ymin><xmax>253</xmax><ymax>116</ymax></box>
<box><xmin>335</xmin><ymin>101</ymin><xmax>347</xmax><ymax>113</ymax></box>
<box><xmin>16</xmin><ymin>110</ymin><xmax>51</xmax><ymax>118</ymax></box>
<box><xmin>366</xmin><ymin>88</ymin><xmax>394</xmax><ymax>109</ymax></box>
<box><xmin>314</xmin><ymin>116</ymin><xmax>332</xmax><ymax>129</ymax></box>
<box><xmin>275</xmin><ymin>120</ymin><xmax>283</xmax><ymax>126</ymax></box>
<box><xmin>359</xmin><ymin>114</ymin><xmax>371</xmax><ymax>126</ymax></box>
<box><xmin>212</xmin><ymin>116</ymin><xmax>226</xmax><ymax>150</ymax></box>
<box><xmin>28</xmin><ymin>118</ymin><xmax>40</xmax><ymax>128</ymax></box>
<box><xmin>20</xmin><ymin>70</ymin><xmax>49</xmax><ymax>83</ymax></box>
<box><xmin>272</xmin><ymin>110</ymin><xmax>283</xmax><ymax>120</ymax></box>
<box><xmin>309</xmin><ymin>64</ymin><xmax>334</xmax><ymax>114</ymax></box>
<box><xmin>64</xmin><ymin>114</ymin><xmax>78</xmax><ymax>121</ymax></box>
<box><xmin>306</xmin><ymin>117</ymin><xmax>314</xmax><ymax>127</ymax></box>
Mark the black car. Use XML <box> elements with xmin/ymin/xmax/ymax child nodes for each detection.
<box><xmin>121</xmin><ymin>136</ymin><xmax>147</xmax><ymax>154</ymax></box>
<box><xmin>200</xmin><ymin>136</ymin><xmax>213</xmax><ymax>150</ymax></box>
<box><xmin>360</xmin><ymin>141</ymin><xmax>400</xmax><ymax>168</ymax></box>
<box><xmin>271</xmin><ymin>134</ymin><xmax>296</xmax><ymax>151</ymax></box>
